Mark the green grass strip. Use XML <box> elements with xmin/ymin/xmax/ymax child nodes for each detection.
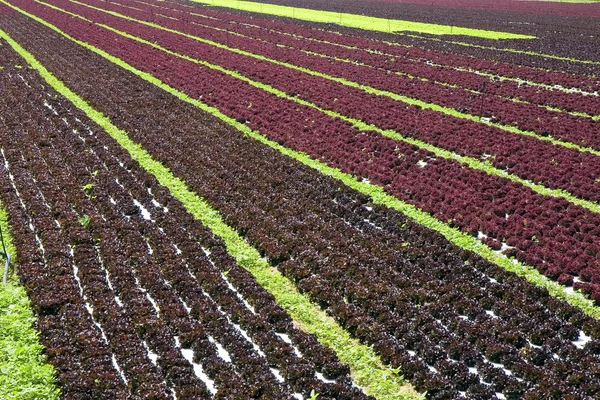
<box><xmin>30</xmin><ymin>1</ymin><xmax>600</xmax><ymax>217</ymax></box>
<box><xmin>60</xmin><ymin>0</ymin><xmax>600</xmax><ymax>158</ymax></box>
<box><xmin>0</xmin><ymin>202</ymin><xmax>17</xmax><ymax>266</ymax></box>
<box><xmin>7</xmin><ymin>1</ymin><xmax>600</xmax><ymax>325</ymax></box>
<box><xmin>0</xmin><ymin>23</ymin><xmax>421</xmax><ymax>400</ymax></box>
<box><xmin>189</xmin><ymin>0</ymin><xmax>534</xmax><ymax>39</ymax></box>
<box><xmin>0</xmin><ymin>200</ymin><xmax>60</xmax><ymax>400</ymax></box>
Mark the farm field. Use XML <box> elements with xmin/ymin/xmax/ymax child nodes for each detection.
<box><xmin>0</xmin><ymin>0</ymin><xmax>600</xmax><ymax>399</ymax></box>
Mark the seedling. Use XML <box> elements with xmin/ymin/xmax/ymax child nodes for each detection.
<box><xmin>78</xmin><ymin>214</ymin><xmax>91</xmax><ymax>228</ymax></box>
<box><xmin>82</xmin><ymin>183</ymin><xmax>95</xmax><ymax>194</ymax></box>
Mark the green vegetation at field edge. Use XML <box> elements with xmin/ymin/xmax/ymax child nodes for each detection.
<box><xmin>0</xmin><ymin>202</ymin><xmax>60</xmax><ymax>400</ymax></box>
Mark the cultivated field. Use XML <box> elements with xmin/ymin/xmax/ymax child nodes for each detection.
<box><xmin>1</xmin><ymin>0</ymin><xmax>599</xmax><ymax>399</ymax></box>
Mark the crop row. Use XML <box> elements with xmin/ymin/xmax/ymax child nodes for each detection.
<box><xmin>6</xmin><ymin>9</ymin><xmax>600</xmax><ymax>398</ymax></box>
<box><xmin>0</xmin><ymin>43</ymin><xmax>368</xmax><ymax>400</ymax></box>
<box><xmin>42</xmin><ymin>0</ymin><xmax>600</xmax><ymax>207</ymax></box>
<box><xmin>12</xmin><ymin>0</ymin><xmax>600</xmax><ymax>300</ymax></box>
<box><xmin>64</xmin><ymin>0</ymin><xmax>600</xmax><ymax>154</ymax></box>
<box><xmin>254</xmin><ymin>0</ymin><xmax>600</xmax><ymax>77</ymax></box>
<box><xmin>181</xmin><ymin>0</ymin><xmax>600</xmax><ymax>92</ymax></box>
<box><xmin>127</xmin><ymin>0</ymin><xmax>600</xmax><ymax>117</ymax></box>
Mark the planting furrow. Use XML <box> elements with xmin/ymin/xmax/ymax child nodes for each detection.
<box><xmin>79</xmin><ymin>136</ymin><xmax>365</xmax><ymax>399</ymax></box>
<box><xmin>38</xmin><ymin>118</ymin><xmax>281</xmax><ymax>399</ymax></box>
<box><xmin>8</xmin><ymin>0</ymin><xmax>600</xmax><ymax>301</ymax></box>
<box><xmin>55</xmin><ymin>0</ymin><xmax>600</xmax><ymax>154</ymax></box>
<box><xmin>0</xmin><ymin>36</ymin><xmax>373</xmax><ymax>400</ymax></box>
<box><xmin>115</xmin><ymin>0</ymin><xmax>600</xmax><ymax>119</ymax></box>
<box><xmin>7</xmin><ymin>132</ymin><xmax>184</xmax><ymax>398</ymax></box>
<box><xmin>6</xmin><ymin>9</ymin><xmax>600</xmax><ymax>399</ymax></box>
<box><xmin>32</xmin><ymin>0</ymin><xmax>600</xmax><ymax>212</ymax></box>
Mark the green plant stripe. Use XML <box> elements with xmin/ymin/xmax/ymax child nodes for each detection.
<box><xmin>0</xmin><ymin>203</ymin><xmax>17</xmax><ymax>264</ymax></box>
<box><xmin>0</xmin><ymin>198</ymin><xmax>60</xmax><ymax>400</ymax></box>
<box><xmin>191</xmin><ymin>0</ymin><xmax>533</xmax><ymax>39</ymax></box>
<box><xmin>59</xmin><ymin>0</ymin><xmax>600</xmax><ymax>159</ymax></box>
<box><xmin>29</xmin><ymin>0</ymin><xmax>600</xmax><ymax>217</ymax></box>
<box><xmin>0</xmin><ymin>24</ymin><xmax>421</xmax><ymax>400</ymax></box>
<box><xmin>7</xmin><ymin>1</ymin><xmax>600</xmax><ymax>326</ymax></box>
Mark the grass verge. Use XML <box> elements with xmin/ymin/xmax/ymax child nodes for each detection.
<box><xmin>0</xmin><ymin>25</ymin><xmax>422</xmax><ymax>400</ymax></box>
